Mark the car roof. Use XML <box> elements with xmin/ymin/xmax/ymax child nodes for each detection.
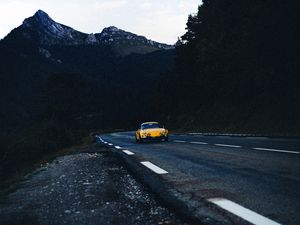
<box><xmin>141</xmin><ymin>122</ymin><xmax>159</xmax><ymax>125</ymax></box>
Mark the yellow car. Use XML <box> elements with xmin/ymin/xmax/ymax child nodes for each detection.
<box><xmin>136</xmin><ymin>122</ymin><xmax>168</xmax><ymax>143</ymax></box>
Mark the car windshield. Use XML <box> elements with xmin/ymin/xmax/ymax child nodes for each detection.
<box><xmin>141</xmin><ymin>123</ymin><xmax>162</xmax><ymax>130</ymax></box>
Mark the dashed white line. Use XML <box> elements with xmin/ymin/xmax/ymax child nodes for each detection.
<box><xmin>208</xmin><ymin>198</ymin><xmax>281</xmax><ymax>225</ymax></box>
<box><xmin>247</xmin><ymin>137</ymin><xmax>270</xmax><ymax>140</ymax></box>
<box><xmin>214</xmin><ymin>144</ymin><xmax>241</xmax><ymax>148</ymax></box>
<box><xmin>253</xmin><ymin>147</ymin><xmax>299</xmax><ymax>154</ymax></box>
<box><xmin>190</xmin><ymin>141</ymin><xmax>208</xmax><ymax>145</ymax></box>
<box><xmin>174</xmin><ymin>140</ymin><xmax>186</xmax><ymax>143</ymax></box>
<box><xmin>140</xmin><ymin>161</ymin><xmax>168</xmax><ymax>174</ymax></box>
<box><xmin>114</xmin><ymin>146</ymin><xmax>122</xmax><ymax>149</ymax></box>
<box><xmin>108</xmin><ymin>143</ymin><xmax>113</xmax><ymax>146</ymax></box>
<box><xmin>96</xmin><ymin>136</ymin><xmax>103</xmax><ymax>141</ymax></box>
<box><xmin>122</xmin><ymin>150</ymin><xmax>135</xmax><ymax>155</ymax></box>
<box><xmin>188</xmin><ymin>133</ymin><xmax>203</xmax><ymax>135</ymax></box>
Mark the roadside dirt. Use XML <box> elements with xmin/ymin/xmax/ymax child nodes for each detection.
<box><xmin>0</xmin><ymin>145</ymin><xmax>188</xmax><ymax>225</ymax></box>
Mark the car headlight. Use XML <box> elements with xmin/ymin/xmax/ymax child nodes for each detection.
<box><xmin>160</xmin><ymin>130</ymin><xmax>168</xmax><ymax>136</ymax></box>
<box><xmin>141</xmin><ymin>132</ymin><xmax>148</xmax><ymax>138</ymax></box>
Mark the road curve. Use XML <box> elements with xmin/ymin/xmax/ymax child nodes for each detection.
<box><xmin>99</xmin><ymin>132</ymin><xmax>300</xmax><ymax>225</ymax></box>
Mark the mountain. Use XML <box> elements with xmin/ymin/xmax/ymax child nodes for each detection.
<box><xmin>0</xmin><ymin>10</ymin><xmax>175</xmax><ymax>133</ymax></box>
<box><xmin>4</xmin><ymin>10</ymin><xmax>173</xmax><ymax>56</ymax></box>
<box><xmin>96</xmin><ymin>26</ymin><xmax>174</xmax><ymax>56</ymax></box>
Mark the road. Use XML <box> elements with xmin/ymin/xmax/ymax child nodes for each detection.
<box><xmin>99</xmin><ymin>132</ymin><xmax>300</xmax><ymax>225</ymax></box>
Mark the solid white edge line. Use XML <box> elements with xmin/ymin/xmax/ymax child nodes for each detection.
<box><xmin>253</xmin><ymin>147</ymin><xmax>299</xmax><ymax>154</ymax></box>
<box><xmin>189</xmin><ymin>133</ymin><xmax>203</xmax><ymax>136</ymax></box>
<box><xmin>122</xmin><ymin>150</ymin><xmax>134</xmax><ymax>155</ymax></box>
<box><xmin>140</xmin><ymin>161</ymin><xmax>168</xmax><ymax>174</ymax></box>
<box><xmin>190</xmin><ymin>141</ymin><xmax>208</xmax><ymax>145</ymax></box>
<box><xmin>115</xmin><ymin>146</ymin><xmax>122</xmax><ymax>149</ymax></box>
<box><xmin>214</xmin><ymin>144</ymin><xmax>241</xmax><ymax>148</ymax></box>
<box><xmin>208</xmin><ymin>198</ymin><xmax>281</xmax><ymax>225</ymax></box>
<box><xmin>174</xmin><ymin>140</ymin><xmax>186</xmax><ymax>143</ymax></box>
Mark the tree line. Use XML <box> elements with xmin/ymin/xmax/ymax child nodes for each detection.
<box><xmin>155</xmin><ymin>0</ymin><xmax>299</xmax><ymax>135</ymax></box>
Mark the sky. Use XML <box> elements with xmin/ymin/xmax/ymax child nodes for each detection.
<box><xmin>0</xmin><ymin>0</ymin><xmax>201</xmax><ymax>44</ymax></box>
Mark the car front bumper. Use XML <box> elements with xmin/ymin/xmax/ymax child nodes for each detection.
<box><xmin>140</xmin><ymin>135</ymin><xmax>168</xmax><ymax>141</ymax></box>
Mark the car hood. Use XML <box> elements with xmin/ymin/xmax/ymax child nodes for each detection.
<box><xmin>142</xmin><ymin>128</ymin><xmax>166</xmax><ymax>133</ymax></box>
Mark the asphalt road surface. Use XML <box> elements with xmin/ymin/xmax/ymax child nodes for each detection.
<box><xmin>99</xmin><ymin>132</ymin><xmax>300</xmax><ymax>225</ymax></box>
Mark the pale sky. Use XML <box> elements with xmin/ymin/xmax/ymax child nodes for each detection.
<box><xmin>0</xmin><ymin>0</ymin><xmax>201</xmax><ymax>44</ymax></box>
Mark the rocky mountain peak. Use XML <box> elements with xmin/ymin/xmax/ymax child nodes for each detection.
<box><xmin>104</xmin><ymin>26</ymin><xmax>120</xmax><ymax>32</ymax></box>
<box><xmin>21</xmin><ymin>10</ymin><xmax>86</xmax><ymax>45</ymax></box>
<box><xmin>34</xmin><ymin>10</ymin><xmax>51</xmax><ymax>21</ymax></box>
<box><xmin>98</xmin><ymin>26</ymin><xmax>174</xmax><ymax>51</ymax></box>
<box><xmin>23</xmin><ymin>9</ymin><xmax>54</xmax><ymax>28</ymax></box>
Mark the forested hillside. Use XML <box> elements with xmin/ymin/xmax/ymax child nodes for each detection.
<box><xmin>156</xmin><ymin>0</ymin><xmax>299</xmax><ymax>135</ymax></box>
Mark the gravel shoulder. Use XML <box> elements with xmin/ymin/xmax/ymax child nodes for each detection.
<box><xmin>0</xmin><ymin>145</ymin><xmax>188</xmax><ymax>225</ymax></box>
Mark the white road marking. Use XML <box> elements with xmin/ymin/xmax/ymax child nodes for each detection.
<box><xmin>190</xmin><ymin>141</ymin><xmax>208</xmax><ymax>145</ymax></box>
<box><xmin>253</xmin><ymin>147</ymin><xmax>299</xmax><ymax>154</ymax></box>
<box><xmin>108</xmin><ymin>143</ymin><xmax>113</xmax><ymax>146</ymax></box>
<box><xmin>140</xmin><ymin>161</ymin><xmax>168</xmax><ymax>174</ymax></box>
<box><xmin>174</xmin><ymin>140</ymin><xmax>186</xmax><ymax>143</ymax></box>
<box><xmin>103</xmin><ymin>142</ymin><xmax>107</xmax><ymax>144</ymax></box>
<box><xmin>247</xmin><ymin>137</ymin><xmax>269</xmax><ymax>140</ymax></box>
<box><xmin>122</xmin><ymin>150</ymin><xmax>135</xmax><ymax>155</ymax></box>
<box><xmin>214</xmin><ymin>144</ymin><xmax>241</xmax><ymax>148</ymax></box>
<box><xmin>111</xmin><ymin>133</ymin><xmax>134</xmax><ymax>139</ymax></box>
<box><xmin>189</xmin><ymin>133</ymin><xmax>203</xmax><ymax>135</ymax></box>
<box><xmin>114</xmin><ymin>146</ymin><xmax>122</xmax><ymax>149</ymax></box>
<box><xmin>208</xmin><ymin>198</ymin><xmax>281</xmax><ymax>225</ymax></box>
<box><xmin>96</xmin><ymin>136</ymin><xmax>103</xmax><ymax>141</ymax></box>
